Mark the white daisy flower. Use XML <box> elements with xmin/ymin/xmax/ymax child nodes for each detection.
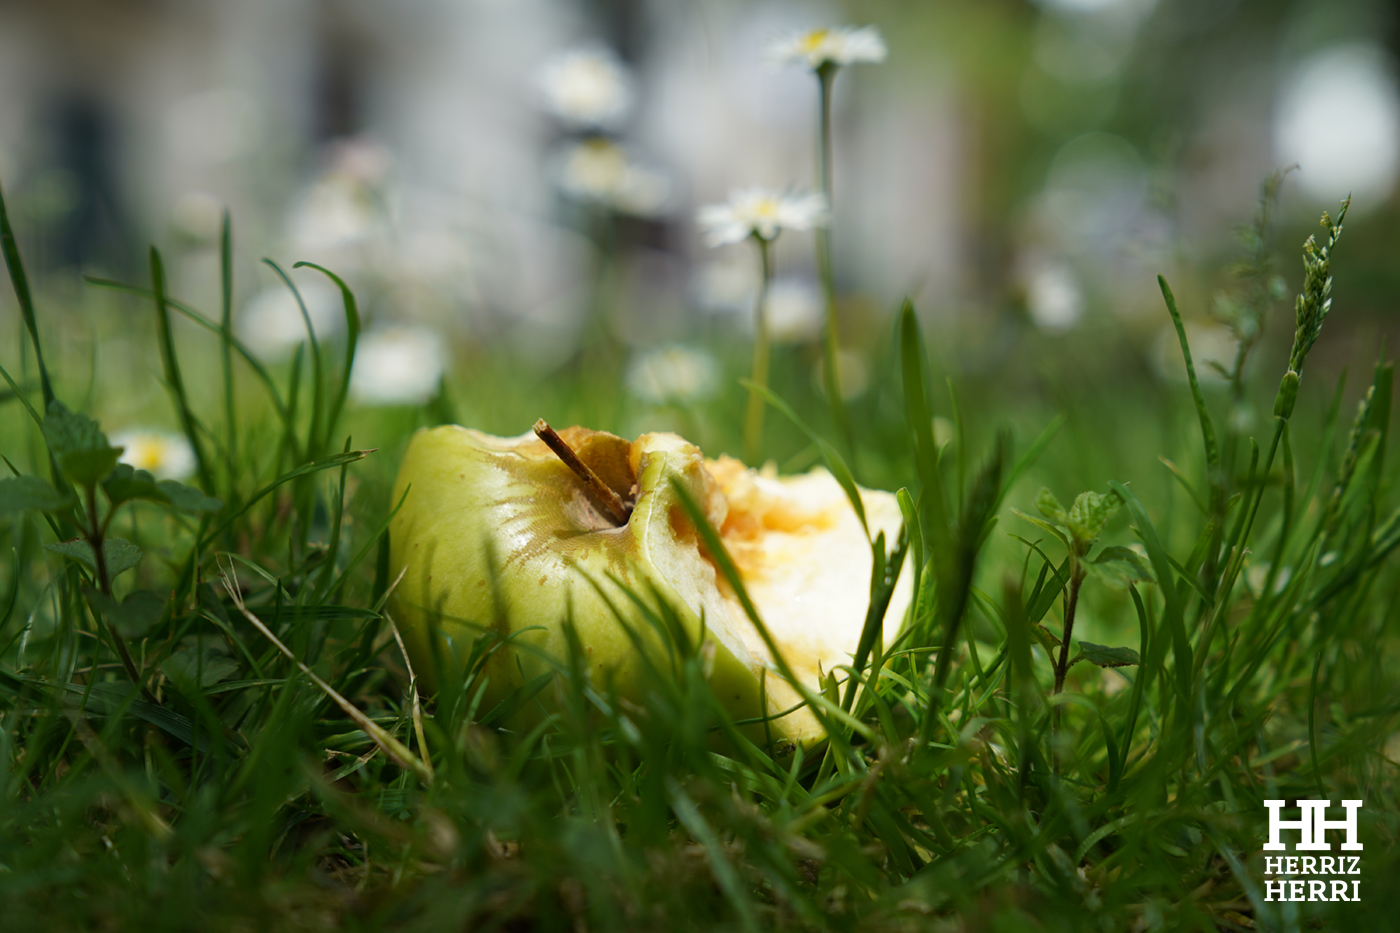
<box><xmin>554</xmin><ymin>138</ymin><xmax>672</xmax><ymax>217</ymax></box>
<box><xmin>696</xmin><ymin>187</ymin><xmax>828</xmax><ymax>246</ymax></box>
<box><xmin>350</xmin><ymin>326</ymin><xmax>447</xmax><ymax>406</ymax></box>
<box><xmin>539</xmin><ymin>46</ymin><xmax>635</xmax><ymax>130</ymax></box>
<box><xmin>767</xmin><ymin>26</ymin><xmax>888</xmax><ymax>70</ymax></box>
<box><xmin>111</xmin><ymin>430</ymin><xmax>196</xmax><ymax>481</ymax></box>
<box><xmin>626</xmin><ymin>346</ymin><xmax>719</xmax><ymax>405</ymax></box>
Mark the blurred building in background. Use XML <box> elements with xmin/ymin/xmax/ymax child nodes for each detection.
<box><xmin>1</xmin><ymin>0</ymin><xmax>1398</xmax><ymax>386</ymax></box>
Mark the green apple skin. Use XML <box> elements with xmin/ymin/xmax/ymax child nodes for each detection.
<box><xmin>388</xmin><ymin>425</ymin><xmax>910</xmax><ymax>746</ymax></box>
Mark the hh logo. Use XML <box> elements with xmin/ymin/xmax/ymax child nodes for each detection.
<box><xmin>1263</xmin><ymin>799</ymin><xmax>1363</xmax><ymax>851</ymax></box>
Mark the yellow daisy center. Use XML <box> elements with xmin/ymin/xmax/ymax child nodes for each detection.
<box><xmin>125</xmin><ymin>438</ymin><xmax>172</xmax><ymax>472</ymax></box>
<box><xmin>752</xmin><ymin>198</ymin><xmax>780</xmax><ymax>219</ymax></box>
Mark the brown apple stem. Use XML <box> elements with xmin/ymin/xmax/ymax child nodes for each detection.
<box><xmin>533</xmin><ymin>419</ymin><xmax>632</xmax><ymax>526</ymax></box>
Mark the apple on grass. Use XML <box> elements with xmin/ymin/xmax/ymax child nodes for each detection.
<box><xmin>388</xmin><ymin>422</ymin><xmax>912</xmax><ymax>746</ymax></box>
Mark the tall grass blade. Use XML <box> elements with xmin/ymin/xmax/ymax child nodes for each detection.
<box><xmin>149</xmin><ymin>247</ymin><xmax>215</xmax><ymax>491</ymax></box>
<box><xmin>0</xmin><ymin>180</ymin><xmax>54</xmax><ymax>408</ymax></box>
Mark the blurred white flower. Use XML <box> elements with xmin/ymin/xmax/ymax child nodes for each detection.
<box><xmin>626</xmin><ymin>345</ymin><xmax>719</xmax><ymax>405</ymax></box>
<box><xmin>290</xmin><ymin>178</ymin><xmax>378</xmax><ymax>253</ymax></box>
<box><xmin>539</xmin><ymin>46</ymin><xmax>635</xmax><ymax>130</ymax></box>
<box><xmin>1274</xmin><ymin>44</ymin><xmax>1400</xmax><ymax>205</ymax></box>
<box><xmin>697</xmin><ymin>187</ymin><xmax>827</xmax><ymax>246</ymax></box>
<box><xmin>555</xmin><ymin>138</ymin><xmax>672</xmax><ymax>217</ymax></box>
<box><xmin>1024</xmin><ymin>262</ymin><xmax>1085</xmax><ymax>331</ymax></box>
<box><xmin>764</xmin><ymin>276</ymin><xmax>823</xmax><ymax>342</ymax></box>
<box><xmin>350</xmin><ymin>327</ymin><xmax>447</xmax><ymax>406</ymax></box>
<box><xmin>111</xmin><ymin>430</ymin><xmax>196</xmax><ymax>481</ymax></box>
<box><xmin>238</xmin><ymin>280</ymin><xmax>342</xmax><ymax>361</ymax></box>
<box><xmin>767</xmin><ymin>26</ymin><xmax>887</xmax><ymax>70</ymax></box>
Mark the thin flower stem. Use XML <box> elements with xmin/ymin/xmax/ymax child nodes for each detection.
<box><xmin>1051</xmin><ymin>554</ymin><xmax>1084</xmax><ymax>760</ymax></box>
<box><xmin>815</xmin><ymin>64</ymin><xmax>852</xmax><ymax>460</ymax></box>
<box><xmin>1052</xmin><ymin>573</ymin><xmax>1081</xmax><ymax>698</ymax></box>
<box><xmin>817</xmin><ymin>64</ymin><xmax>836</xmax><ymax>202</ymax></box>
<box><xmin>744</xmin><ymin>236</ymin><xmax>774</xmax><ymax>463</ymax></box>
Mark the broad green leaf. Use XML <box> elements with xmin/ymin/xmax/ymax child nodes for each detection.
<box><xmin>0</xmin><ymin>475</ymin><xmax>75</xmax><ymax>514</ymax></box>
<box><xmin>1031</xmin><ymin>624</ymin><xmax>1062</xmax><ymax>653</ymax></box>
<box><xmin>156</xmin><ymin>479</ymin><xmax>222</xmax><ymax>513</ymax></box>
<box><xmin>42</xmin><ymin>401</ymin><xmax>122</xmax><ymax>486</ymax></box>
<box><xmin>85</xmin><ymin>587</ymin><xmax>165</xmax><ymax>638</ymax></box>
<box><xmin>162</xmin><ymin>641</ymin><xmax>240</xmax><ymax>688</ymax></box>
<box><xmin>1035</xmin><ymin>487</ymin><xmax>1067</xmax><ymax>524</ymax></box>
<box><xmin>102</xmin><ymin>464</ymin><xmax>162</xmax><ymax>506</ymax></box>
<box><xmin>1073</xmin><ymin>641</ymin><xmax>1141</xmax><ymax>669</ymax></box>
<box><xmin>104</xmin><ymin>463</ymin><xmax>223</xmax><ymax>514</ymax></box>
<box><xmin>45</xmin><ymin>537</ymin><xmax>143</xmax><ymax>579</ymax></box>
<box><xmin>1088</xmin><ymin>545</ymin><xmax>1156</xmax><ymax>586</ymax></box>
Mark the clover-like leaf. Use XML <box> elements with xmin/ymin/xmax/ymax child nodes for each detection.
<box><xmin>42</xmin><ymin>401</ymin><xmax>124</xmax><ymax>487</ymax></box>
<box><xmin>102</xmin><ymin>463</ymin><xmax>162</xmax><ymax>507</ymax></box>
<box><xmin>1065</xmin><ymin>489</ymin><xmax>1122</xmax><ymax>546</ymax></box>
<box><xmin>103</xmin><ymin>464</ymin><xmax>222</xmax><ymax>514</ymax></box>
<box><xmin>45</xmin><ymin>537</ymin><xmax>144</xmax><ymax>579</ymax></box>
<box><xmin>85</xmin><ymin>587</ymin><xmax>166</xmax><ymax>638</ymax></box>
<box><xmin>1087</xmin><ymin>545</ymin><xmax>1155</xmax><ymax>586</ymax></box>
<box><xmin>0</xmin><ymin>475</ymin><xmax>76</xmax><ymax>515</ymax></box>
<box><xmin>157</xmin><ymin>479</ymin><xmax>222</xmax><ymax>514</ymax></box>
<box><xmin>1035</xmin><ymin>487</ymin><xmax>1068</xmax><ymax>525</ymax></box>
<box><xmin>162</xmin><ymin>640</ymin><xmax>240</xmax><ymax>689</ymax></box>
<box><xmin>1072</xmin><ymin>641</ymin><xmax>1140</xmax><ymax>669</ymax></box>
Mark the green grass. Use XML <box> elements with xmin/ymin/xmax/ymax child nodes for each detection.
<box><xmin>1</xmin><ymin>173</ymin><xmax>1398</xmax><ymax>933</ymax></box>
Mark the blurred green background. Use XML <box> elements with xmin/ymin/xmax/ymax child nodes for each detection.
<box><xmin>1</xmin><ymin>0</ymin><xmax>1395</xmax><ymax>505</ymax></box>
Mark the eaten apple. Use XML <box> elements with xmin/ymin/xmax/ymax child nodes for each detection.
<box><xmin>388</xmin><ymin>423</ymin><xmax>912</xmax><ymax>745</ymax></box>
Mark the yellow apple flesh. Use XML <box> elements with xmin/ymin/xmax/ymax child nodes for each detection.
<box><xmin>388</xmin><ymin>425</ymin><xmax>911</xmax><ymax>745</ymax></box>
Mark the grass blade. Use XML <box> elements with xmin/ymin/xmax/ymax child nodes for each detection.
<box><xmin>150</xmin><ymin>247</ymin><xmax>215</xmax><ymax>492</ymax></box>
<box><xmin>1158</xmin><ymin>275</ymin><xmax>1220</xmax><ymax>474</ymax></box>
<box><xmin>0</xmin><ymin>179</ymin><xmax>54</xmax><ymax>408</ymax></box>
